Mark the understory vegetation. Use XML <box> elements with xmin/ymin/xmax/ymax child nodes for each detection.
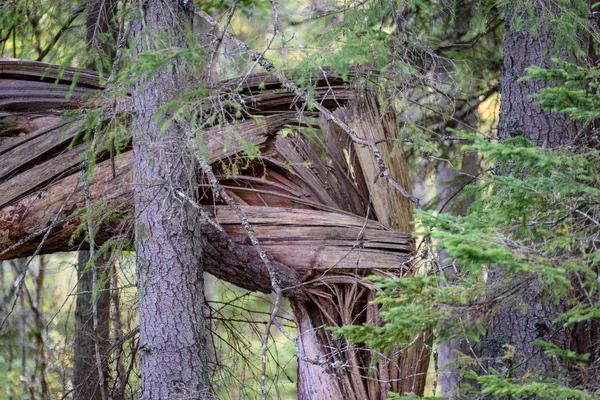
<box><xmin>0</xmin><ymin>0</ymin><xmax>599</xmax><ymax>399</ymax></box>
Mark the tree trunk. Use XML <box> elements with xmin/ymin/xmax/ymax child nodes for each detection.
<box><xmin>110</xmin><ymin>259</ymin><xmax>127</xmax><ymax>400</ymax></box>
<box><xmin>32</xmin><ymin>256</ymin><xmax>49</xmax><ymax>399</ymax></box>
<box><xmin>292</xmin><ymin>301</ymin><xmax>346</xmax><ymax>400</ymax></box>
<box><xmin>73</xmin><ymin>251</ymin><xmax>111</xmax><ymax>400</ymax></box>
<box><xmin>498</xmin><ymin>4</ymin><xmax>581</xmax><ymax>147</ymax></box>
<box><xmin>0</xmin><ymin>261</ymin><xmax>15</xmax><ymax>400</ymax></box>
<box><xmin>12</xmin><ymin>259</ymin><xmax>32</xmax><ymax>398</ymax></box>
<box><xmin>484</xmin><ymin>1</ymin><xmax>585</xmax><ymax>379</ymax></box>
<box><xmin>435</xmin><ymin>149</ymin><xmax>479</xmax><ymax>398</ymax></box>
<box><xmin>131</xmin><ymin>2</ymin><xmax>211</xmax><ymax>398</ymax></box>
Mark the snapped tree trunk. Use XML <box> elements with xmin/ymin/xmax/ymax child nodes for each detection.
<box><xmin>130</xmin><ymin>2</ymin><xmax>211</xmax><ymax>398</ymax></box>
<box><xmin>291</xmin><ymin>94</ymin><xmax>430</xmax><ymax>400</ymax></box>
<box><xmin>0</xmin><ymin>59</ymin><xmax>428</xmax><ymax>398</ymax></box>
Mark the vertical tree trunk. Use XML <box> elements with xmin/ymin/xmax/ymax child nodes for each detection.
<box><xmin>12</xmin><ymin>259</ymin><xmax>31</xmax><ymax>397</ymax></box>
<box><xmin>435</xmin><ymin>149</ymin><xmax>479</xmax><ymax>398</ymax></box>
<box><xmin>0</xmin><ymin>262</ymin><xmax>15</xmax><ymax>400</ymax></box>
<box><xmin>73</xmin><ymin>251</ymin><xmax>111</xmax><ymax>400</ymax></box>
<box><xmin>33</xmin><ymin>256</ymin><xmax>48</xmax><ymax>399</ymax></box>
<box><xmin>73</xmin><ymin>2</ymin><xmax>118</xmax><ymax>397</ymax></box>
<box><xmin>292</xmin><ymin>301</ymin><xmax>346</xmax><ymax>400</ymax></box>
<box><xmin>131</xmin><ymin>2</ymin><xmax>211</xmax><ymax>398</ymax></box>
<box><xmin>497</xmin><ymin>5</ymin><xmax>581</xmax><ymax>148</ymax></box>
<box><xmin>484</xmin><ymin>1</ymin><xmax>585</xmax><ymax>378</ymax></box>
<box><xmin>110</xmin><ymin>259</ymin><xmax>127</xmax><ymax>400</ymax></box>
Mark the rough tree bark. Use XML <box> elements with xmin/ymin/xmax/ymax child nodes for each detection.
<box><xmin>483</xmin><ymin>1</ymin><xmax>590</xmax><ymax>380</ymax></box>
<box><xmin>131</xmin><ymin>2</ymin><xmax>210</xmax><ymax>398</ymax></box>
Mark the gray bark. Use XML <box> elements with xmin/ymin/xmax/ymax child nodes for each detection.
<box><xmin>484</xmin><ymin>1</ymin><xmax>585</xmax><ymax>379</ymax></box>
<box><xmin>73</xmin><ymin>251</ymin><xmax>111</xmax><ymax>400</ymax></box>
<box><xmin>292</xmin><ymin>301</ymin><xmax>346</xmax><ymax>400</ymax></box>
<box><xmin>498</xmin><ymin>4</ymin><xmax>582</xmax><ymax>147</ymax></box>
<box><xmin>131</xmin><ymin>1</ymin><xmax>211</xmax><ymax>398</ymax></box>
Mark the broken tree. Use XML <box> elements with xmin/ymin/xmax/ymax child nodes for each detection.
<box><xmin>0</xmin><ymin>58</ymin><xmax>429</xmax><ymax>398</ymax></box>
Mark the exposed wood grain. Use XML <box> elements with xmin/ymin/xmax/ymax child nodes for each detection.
<box><xmin>350</xmin><ymin>92</ymin><xmax>414</xmax><ymax>233</ymax></box>
<box><xmin>0</xmin><ymin>58</ymin><xmax>429</xmax><ymax>397</ymax></box>
<box><xmin>319</xmin><ymin>109</ymin><xmax>373</xmax><ymax>218</ymax></box>
<box><xmin>0</xmin><ymin>114</ymin><xmax>60</xmax><ymax>137</ymax></box>
<box><xmin>0</xmin><ymin>120</ymin><xmax>81</xmax><ymax>181</ymax></box>
<box><xmin>0</xmin><ymin>79</ymin><xmax>95</xmax><ymax>111</ymax></box>
<box><xmin>0</xmin><ymin>58</ymin><xmax>103</xmax><ymax>88</ymax></box>
<box><xmin>0</xmin><ymin>142</ymin><xmax>87</xmax><ymax>208</ymax></box>
<box><xmin>0</xmin><ymin>118</ymin><xmax>71</xmax><ymax>156</ymax></box>
<box><xmin>0</xmin><ymin>58</ymin><xmax>414</xmax><ymax>287</ymax></box>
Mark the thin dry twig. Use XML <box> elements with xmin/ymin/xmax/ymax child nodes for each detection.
<box><xmin>184</xmin><ymin>125</ymin><xmax>285</xmax><ymax>399</ymax></box>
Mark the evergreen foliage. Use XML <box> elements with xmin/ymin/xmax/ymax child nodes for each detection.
<box><xmin>2</xmin><ymin>0</ymin><xmax>600</xmax><ymax>398</ymax></box>
<box><xmin>338</xmin><ymin>70</ymin><xmax>600</xmax><ymax>398</ymax></box>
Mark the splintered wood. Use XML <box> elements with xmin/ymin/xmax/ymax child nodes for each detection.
<box><xmin>0</xmin><ymin>58</ymin><xmax>430</xmax><ymax>397</ymax></box>
<box><xmin>0</xmin><ymin>59</ymin><xmax>414</xmax><ymax>276</ymax></box>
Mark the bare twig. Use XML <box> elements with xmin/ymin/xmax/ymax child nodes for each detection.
<box><xmin>207</xmin><ymin>0</ymin><xmax>238</xmax><ymax>74</ymax></box>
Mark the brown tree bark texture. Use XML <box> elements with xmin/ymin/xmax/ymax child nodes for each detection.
<box><xmin>486</xmin><ymin>1</ymin><xmax>593</xmax><ymax>381</ymax></box>
<box><xmin>130</xmin><ymin>2</ymin><xmax>212</xmax><ymax>397</ymax></box>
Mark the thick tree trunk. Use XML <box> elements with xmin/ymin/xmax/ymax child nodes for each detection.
<box><xmin>484</xmin><ymin>1</ymin><xmax>585</xmax><ymax>379</ymax></box>
<box><xmin>131</xmin><ymin>2</ymin><xmax>211</xmax><ymax>398</ymax></box>
<box><xmin>498</xmin><ymin>5</ymin><xmax>581</xmax><ymax>147</ymax></box>
<box><xmin>73</xmin><ymin>251</ymin><xmax>111</xmax><ymax>400</ymax></box>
